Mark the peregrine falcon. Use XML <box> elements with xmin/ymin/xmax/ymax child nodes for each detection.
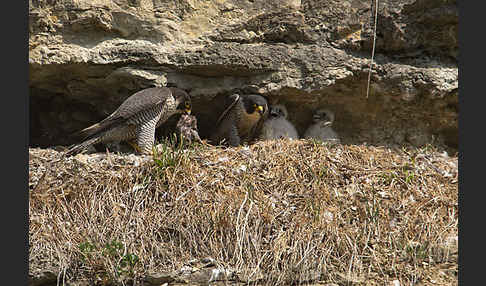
<box><xmin>261</xmin><ymin>104</ymin><xmax>299</xmax><ymax>140</ymax></box>
<box><xmin>210</xmin><ymin>94</ymin><xmax>268</xmax><ymax>147</ymax></box>
<box><xmin>303</xmin><ymin>108</ymin><xmax>340</xmax><ymax>143</ymax></box>
<box><xmin>65</xmin><ymin>87</ymin><xmax>192</xmax><ymax>156</ymax></box>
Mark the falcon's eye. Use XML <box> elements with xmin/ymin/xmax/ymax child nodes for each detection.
<box><xmin>253</xmin><ymin>103</ymin><xmax>257</xmax><ymax>109</ymax></box>
<box><xmin>185</xmin><ymin>102</ymin><xmax>190</xmax><ymax>108</ymax></box>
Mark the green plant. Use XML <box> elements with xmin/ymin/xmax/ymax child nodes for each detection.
<box><xmin>404</xmin><ymin>169</ymin><xmax>415</xmax><ymax>184</ymax></box>
<box><xmin>152</xmin><ymin>135</ymin><xmax>185</xmax><ymax>170</ymax></box>
<box><xmin>79</xmin><ymin>241</ymin><xmax>97</xmax><ymax>262</ymax></box>
<box><xmin>379</xmin><ymin>170</ymin><xmax>398</xmax><ymax>185</ymax></box>
<box><xmin>318</xmin><ymin>166</ymin><xmax>328</xmax><ymax>179</ymax></box>
<box><xmin>365</xmin><ymin>197</ymin><xmax>380</xmax><ymax>224</ymax></box>
<box><xmin>78</xmin><ymin>240</ymin><xmax>139</xmax><ymax>281</ymax></box>
<box><xmin>404</xmin><ymin>241</ymin><xmax>430</xmax><ymax>262</ymax></box>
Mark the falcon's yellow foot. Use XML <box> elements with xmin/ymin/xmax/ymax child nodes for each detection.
<box><xmin>197</xmin><ymin>139</ymin><xmax>211</xmax><ymax>146</ymax></box>
<box><xmin>127</xmin><ymin>140</ymin><xmax>144</xmax><ymax>154</ymax></box>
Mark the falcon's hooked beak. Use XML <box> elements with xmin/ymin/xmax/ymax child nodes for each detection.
<box><xmin>316</xmin><ymin>115</ymin><xmax>332</xmax><ymax>127</ymax></box>
<box><xmin>257</xmin><ymin>105</ymin><xmax>264</xmax><ymax>115</ymax></box>
<box><xmin>313</xmin><ymin>114</ymin><xmax>332</xmax><ymax>126</ymax></box>
<box><xmin>184</xmin><ymin>102</ymin><xmax>192</xmax><ymax>115</ymax></box>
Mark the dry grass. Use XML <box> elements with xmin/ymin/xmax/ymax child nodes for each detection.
<box><xmin>29</xmin><ymin>139</ymin><xmax>458</xmax><ymax>285</ymax></box>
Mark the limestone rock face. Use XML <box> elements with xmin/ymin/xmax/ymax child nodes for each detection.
<box><xmin>29</xmin><ymin>0</ymin><xmax>458</xmax><ymax>150</ymax></box>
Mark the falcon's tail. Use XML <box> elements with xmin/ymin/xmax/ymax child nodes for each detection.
<box><xmin>65</xmin><ymin>137</ymin><xmax>101</xmax><ymax>157</ymax></box>
<box><xmin>70</xmin><ymin>122</ymin><xmax>102</xmax><ymax>140</ymax></box>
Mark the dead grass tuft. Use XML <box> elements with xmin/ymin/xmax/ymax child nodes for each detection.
<box><xmin>29</xmin><ymin>139</ymin><xmax>458</xmax><ymax>285</ymax></box>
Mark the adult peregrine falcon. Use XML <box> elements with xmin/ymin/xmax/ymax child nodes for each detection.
<box><xmin>210</xmin><ymin>94</ymin><xmax>268</xmax><ymax>147</ymax></box>
<box><xmin>303</xmin><ymin>108</ymin><xmax>340</xmax><ymax>143</ymax></box>
<box><xmin>260</xmin><ymin>104</ymin><xmax>299</xmax><ymax>140</ymax></box>
<box><xmin>66</xmin><ymin>87</ymin><xmax>192</xmax><ymax>156</ymax></box>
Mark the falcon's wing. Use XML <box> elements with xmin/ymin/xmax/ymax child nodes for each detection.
<box><xmin>111</xmin><ymin>87</ymin><xmax>171</xmax><ymax>121</ymax></box>
<box><xmin>74</xmin><ymin>87</ymin><xmax>171</xmax><ymax>140</ymax></box>
<box><xmin>215</xmin><ymin>94</ymin><xmax>240</xmax><ymax>128</ymax></box>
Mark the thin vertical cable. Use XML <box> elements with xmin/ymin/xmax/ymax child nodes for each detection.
<box><xmin>366</xmin><ymin>0</ymin><xmax>379</xmax><ymax>98</ymax></box>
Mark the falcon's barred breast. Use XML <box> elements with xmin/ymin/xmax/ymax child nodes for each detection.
<box><xmin>210</xmin><ymin>94</ymin><xmax>268</xmax><ymax>147</ymax></box>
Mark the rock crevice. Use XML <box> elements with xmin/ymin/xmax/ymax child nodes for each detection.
<box><xmin>29</xmin><ymin>0</ymin><xmax>458</xmax><ymax>151</ymax></box>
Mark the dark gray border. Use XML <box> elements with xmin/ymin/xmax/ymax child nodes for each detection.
<box><xmin>457</xmin><ymin>0</ymin><xmax>465</xmax><ymax>285</ymax></box>
<box><xmin>12</xmin><ymin>0</ymin><xmax>29</xmax><ymax>284</ymax></box>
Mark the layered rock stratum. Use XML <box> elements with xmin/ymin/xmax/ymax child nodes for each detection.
<box><xmin>29</xmin><ymin>0</ymin><xmax>458</xmax><ymax>150</ymax></box>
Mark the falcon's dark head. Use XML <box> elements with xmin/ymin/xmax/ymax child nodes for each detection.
<box><xmin>242</xmin><ymin>94</ymin><xmax>268</xmax><ymax>116</ymax></box>
<box><xmin>269</xmin><ymin>104</ymin><xmax>288</xmax><ymax>119</ymax></box>
<box><xmin>170</xmin><ymin>88</ymin><xmax>192</xmax><ymax>115</ymax></box>
<box><xmin>312</xmin><ymin>108</ymin><xmax>335</xmax><ymax>126</ymax></box>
